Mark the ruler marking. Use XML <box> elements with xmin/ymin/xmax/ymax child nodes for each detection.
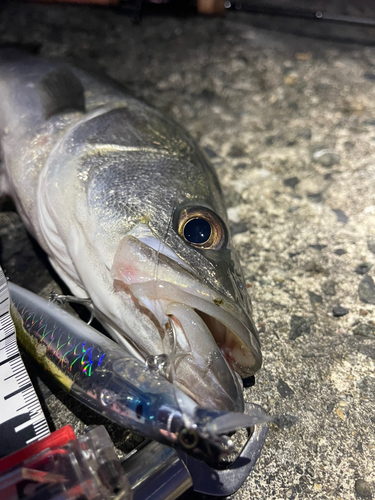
<box><xmin>26</xmin><ymin>436</ymin><xmax>40</xmax><ymax>445</ymax></box>
<box><xmin>0</xmin><ymin>353</ymin><xmax>20</xmax><ymax>366</ymax></box>
<box><xmin>12</xmin><ymin>368</ymin><xmax>27</xmax><ymax>377</ymax></box>
<box><xmin>15</xmin><ymin>414</ymin><xmax>42</xmax><ymax>433</ymax></box>
<box><xmin>0</xmin><ymin>332</ymin><xmax>14</xmax><ymax>343</ymax></box>
<box><xmin>34</xmin><ymin>422</ymin><xmax>46</xmax><ymax>431</ymax></box>
<box><xmin>0</xmin><ymin>269</ymin><xmax>50</xmax><ymax>454</ymax></box>
<box><xmin>5</xmin><ymin>383</ymin><xmax>32</xmax><ymax>400</ymax></box>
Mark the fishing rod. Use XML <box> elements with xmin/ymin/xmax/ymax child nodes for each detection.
<box><xmin>226</xmin><ymin>1</ymin><xmax>375</xmax><ymax>28</ymax></box>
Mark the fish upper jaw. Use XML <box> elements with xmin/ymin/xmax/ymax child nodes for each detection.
<box><xmin>110</xmin><ymin>230</ymin><xmax>262</xmax><ymax>412</ymax></box>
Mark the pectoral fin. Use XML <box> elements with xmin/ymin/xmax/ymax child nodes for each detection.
<box><xmin>38</xmin><ymin>67</ymin><xmax>86</xmax><ymax>119</ymax></box>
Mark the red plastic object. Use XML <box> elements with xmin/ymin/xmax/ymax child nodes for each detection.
<box><xmin>0</xmin><ymin>425</ymin><xmax>75</xmax><ymax>474</ymax></box>
<box><xmin>0</xmin><ymin>425</ymin><xmax>131</xmax><ymax>500</ymax></box>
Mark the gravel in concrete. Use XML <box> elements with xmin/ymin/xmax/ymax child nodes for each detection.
<box><xmin>0</xmin><ymin>3</ymin><xmax>374</xmax><ymax>499</ymax></box>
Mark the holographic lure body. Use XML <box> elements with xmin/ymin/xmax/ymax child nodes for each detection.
<box><xmin>9</xmin><ymin>283</ymin><xmax>271</xmax><ymax>465</ymax></box>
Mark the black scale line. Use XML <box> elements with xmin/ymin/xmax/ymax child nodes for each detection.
<box><xmin>5</xmin><ymin>383</ymin><xmax>32</xmax><ymax>400</ymax></box>
<box><xmin>0</xmin><ymin>332</ymin><xmax>14</xmax><ymax>343</ymax></box>
<box><xmin>0</xmin><ymin>352</ymin><xmax>20</xmax><ymax>366</ymax></box>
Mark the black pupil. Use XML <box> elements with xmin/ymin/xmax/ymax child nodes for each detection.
<box><xmin>184</xmin><ymin>218</ymin><xmax>211</xmax><ymax>244</ymax></box>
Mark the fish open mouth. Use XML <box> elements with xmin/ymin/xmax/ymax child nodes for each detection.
<box><xmin>110</xmin><ymin>229</ymin><xmax>262</xmax><ymax>412</ymax></box>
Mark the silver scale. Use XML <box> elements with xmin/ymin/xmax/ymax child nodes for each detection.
<box><xmin>0</xmin><ymin>265</ymin><xmax>268</xmax><ymax>499</ymax></box>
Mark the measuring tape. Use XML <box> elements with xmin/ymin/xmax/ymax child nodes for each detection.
<box><xmin>0</xmin><ymin>267</ymin><xmax>50</xmax><ymax>458</ymax></box>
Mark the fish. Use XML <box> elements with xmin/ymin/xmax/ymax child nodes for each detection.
<box><xmin>0</xmin><ymin>50</ymin><xmax>262</xmax><ymax>412</ymax></box>
<box><xmin>9</xmin><ymin>281</ymin><xmax>271</xmax><ymax>465</ymax></box>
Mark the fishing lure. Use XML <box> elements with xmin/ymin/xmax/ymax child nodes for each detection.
<box><xmin>9</xmin><ymin>283</ymin><xmax>271</xmax><ymax>466</ymax></box>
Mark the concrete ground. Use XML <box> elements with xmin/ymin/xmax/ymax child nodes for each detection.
<box><xmin>0</xmin><ymin>2</ymin><xmax>374</xmax><ymax>499</ymax></box>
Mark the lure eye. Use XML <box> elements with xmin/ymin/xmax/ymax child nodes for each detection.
<box><xmin>178</xmin><ymin>207</ymin><xmax>225</xmax><ymax>249</ymax></box>
<box><xmin>136</xmin><ymin>404</ymin><xmax>143</xmax><ymax>419</ymax></box>
<box><xmin>179</xmin><ymin>428</ymin><xmax>199</xmax><ymax>450</ymax></box>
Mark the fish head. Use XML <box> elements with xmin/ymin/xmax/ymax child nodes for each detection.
<box><xmin>39</xmin><ymin>104</ymin><xmax>261</xmax><ymax>413</ymax></box>
<box><xmin>107</xmin><ymin>152</ymin><xmax>262</xmax><ymax>413</ymax></box>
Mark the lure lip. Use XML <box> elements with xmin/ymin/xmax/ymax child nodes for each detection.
<box><xmin>177</xmin><ymin>403</ymin><xmax>271</xmax><ymax>496</ymax></box>
<box><xmin>153</xmin><ymin>402</ymin><xmax>272</xmax><ymax>467</ymax></box>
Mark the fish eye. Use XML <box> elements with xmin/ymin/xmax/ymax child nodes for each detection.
<box><xmin>178</xmin><ymin>207</ymin><xmax>225</xmax><ymax>249</ymax></box>
<box><xmin>179</xmin><ymin>428</ymin><xmax>199</xmax><ymax>450</ymax></box>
